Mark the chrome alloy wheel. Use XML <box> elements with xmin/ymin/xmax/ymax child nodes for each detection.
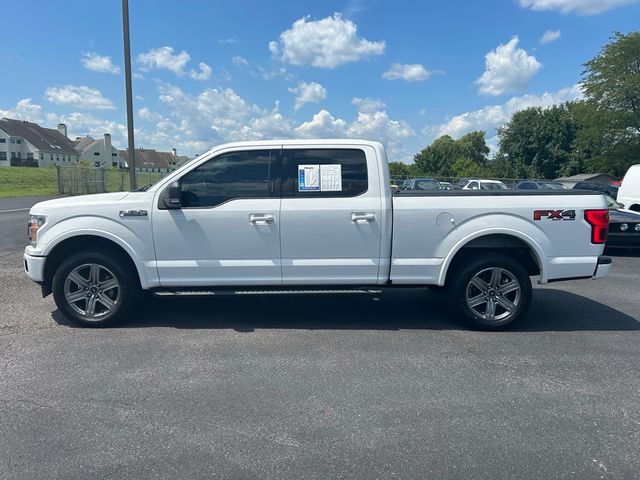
<box><xmin>465</xmin><ymin>267</ymin><xmax>521</xmax><ymax>322</ymax></box>
<box><xmin>63</xmin><ymin>263</ymin><xmax>121</xmax><ymax>320</ymax></box>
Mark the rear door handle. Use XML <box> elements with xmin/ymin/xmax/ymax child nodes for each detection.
<box><xmin>249</xmin><ymin>213</ymin><xmax>275</xmax><ymax>225</ymax></box>
<box><xmin>351</xmin><ymin>212</ymin><xmax>376</xmax><ymax>224</ymax></box>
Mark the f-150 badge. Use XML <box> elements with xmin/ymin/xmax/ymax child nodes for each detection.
<box><xmin>119</xmin><ymin>209</ymin><xmax>148</xmax><ymax>217</ymax></box>
<box><xmin>533</xmin><ymin>209</ymin><xmax>576</xmax><ymax>221</ymax></box>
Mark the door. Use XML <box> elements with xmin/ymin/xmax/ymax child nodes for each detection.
<box><xmin>279</xmin><ymin>146</ymin><xmax>383</xmax><ymax>285</ymax></box>
<box><xmin>152</xmin><ymin>148</ymin><xmax>282</xmax><ymax>286</ymax></box>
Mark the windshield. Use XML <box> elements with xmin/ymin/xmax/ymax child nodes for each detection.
<box><xmin>414</xmin><ymin>179</ymin><xmax>441</xmax><ymax>190</ymax></box>
<box><xmin>481</xmin><ymin>182</ymin><xmax>507</xmax><ymax>190</ymax></box>
<box><xmin>543</xmin><ymin>182</ymin><xmax>567</xmax><ymax>190</ymax></box>
<box><xmin>604</xmin><ymin>194</ymin><xmax>622</xmax><ymax>209</ymax></box>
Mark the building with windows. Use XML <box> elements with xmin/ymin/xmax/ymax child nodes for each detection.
<box><xmin>74</xmin><ymin>133</ymin><xmax>126</xmax><ymax>168</ymax></box>
<box><xmin>0</xmin><ymin>118</ymin><xmax>79</xmax><ymax>167</ymax></box>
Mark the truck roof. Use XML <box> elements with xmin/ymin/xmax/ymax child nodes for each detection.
<box><xmin>202</xmin><ymin>138</ymin><xmax>384</xmax><ymax>153</ymax></box>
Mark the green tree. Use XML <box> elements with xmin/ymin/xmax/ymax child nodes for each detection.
<box><xmin>414</xmin><ymin>131</ymin><xmax>490</xmax><ymax>177</ymax></box>
<box><xmin>578</xmin><ymin>31</ymin><xmax>640</xmax><ymax>176</ymax></box>
<box><xmin>388</xmin><ymin>161</ymin><xmax>411</xmax><ymax>178</ymax></box>
<box><xmin>496</xmin><ymin>105</ymin><xmax>577</xmax><ymax>179</ymax></box>
<box><xmin>458</xmin><ymin>131</ymin><xmax>490</xmax><ymax>166</ymax></box>
<box><xmin>450</xmin><ymin>157</ymin><xmax>485</xmax><ymax>177</ymax></box>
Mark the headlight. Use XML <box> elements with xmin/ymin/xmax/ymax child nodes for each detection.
<box><xmin>28</xmin><ymin>215</ymin><xmax>46</xmax><ymax>246</ymax></box>
<box><xmin>620</xmin><ymin>223</ymin><xmax>628</xmax><ymax>232</ymax></box>
<box><xmin>635</xmin><ymin>224</ymin><xmax>640</xmax><ymax>232</ymax></box>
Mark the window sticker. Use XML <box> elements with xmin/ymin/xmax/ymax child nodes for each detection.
<box><xmin>298</xmin><ymin>164</ymin><xmax>320</xmax><ymax>191</ymax></box>
<box><xmin>320</xmin><ymin>164</ymin><xmax>342</xmax><ymax>192</ymax></box>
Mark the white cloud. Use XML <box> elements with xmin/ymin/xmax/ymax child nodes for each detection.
<box><xmin>519</xmin><ymin>0</ymin><xmax>639</xmax><ymax>14</ymax></box>
<box><xmin>430</xmin><ymin>84</ymin><xmax>582</xmax><ymax>141</ymax></box>
<box><xmin>232</xmin><ymin>56</ymin><xmax>249</xmax><ymax>66</ymax></box>
<box><xmin>382</xmin><ymin>63</ymin><xmax>439</xmax><ymax>82</ymax></box>
<box><xmin>138</xmin><ymin>107</ymin><xmax>163</xmax><ymax>122</ymax></box>
<box><xmin>81</xmin><ymin>53</ymin><xmax>120</xmax><ymax>74</ymax></box>
<box><xmin>294</xmin><ymin>110</ymin><xmax>347</xmax><ymax>138</ymax></box>
<box><xmin>347</xmin><ymin>110</ymin><xmax>415</xmax><ymax>162</ymax></box>
<box><xmin>137</xmin><ymin>46</ymin><xmax>191</xmax><ymax>76</ymax></box>
<box><xmin>0</xmin><ymin>98</ymin><xmax>60</xmax><ymax>125</ymax></box>
<box><xmin>152</xmin><ymin>83</ymin><xmax>414</xmax><ymax>161</ymax></box>
<box><xmin>269</xmin><ymin>13</ymin><xmax>385</xmax><ymax>68</ymax></box>
<box><xmin>288</xmin><ymin>81</ymin><xmax>327</xmax><ymax>110</ymax></box>
<box><xmin>63</xmin><ymin>112</ymin><xmax>127</xmax><ymax>143</ymax></box>
<box><xmin>44</xmin><ymin>85</ymin><xmax>115</xmax><ymax>110</ymax></box>
<box><xmin>540</xmin><ymin>29</ymin><xmax>561</xmax><ymax>44</ymax></box>
<box><xmin>351</xmin><ymin>97</ymin><xmax>386</xmax><ymax>113</ymax></box>
<box><xmin>189</xmin><ymin>62</ymin><xmax>212</xmax><ymax>80</ymax></box>
<box><xmin>476</xmin><ymin>37</ymin><xmax>541</xmax><ymax>96</ymax></box>
<box><xmin>218</xmin><ymin>38</ymin><xmax>237</xmax><ymax>44</ymax></box>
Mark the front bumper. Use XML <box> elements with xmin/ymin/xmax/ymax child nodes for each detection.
<box><xmin>594</xmin><ymin>255</ymin><xmax>612</xmax><ymax>279</ymax></box>
<box><xmin>23</xmin><ymin>252</ymin><xmax>46</xmax><ymax>282</ymax></box>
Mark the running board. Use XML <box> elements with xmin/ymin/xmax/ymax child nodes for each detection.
<box><xmin>153</xmin><ymin>288</ymin><xmax>383</xmax><ymax>297</ymax></box>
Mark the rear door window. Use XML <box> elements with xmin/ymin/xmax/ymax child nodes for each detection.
<box><xmin>282</xmin><ymin>148</ymin><xmax>368</xmax><ymax>198</ymax></box>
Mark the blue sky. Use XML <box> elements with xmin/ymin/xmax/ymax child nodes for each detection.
<box><xmin>1</xmin><ymin>0</ymin><xmax>639</xmax><ymax>162</ymax></box>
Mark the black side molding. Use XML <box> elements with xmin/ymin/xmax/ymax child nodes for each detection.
<box><xmin>547</xmin><ymin>276</ymin><xmax>592</xmax><ymax>283</ymax></box>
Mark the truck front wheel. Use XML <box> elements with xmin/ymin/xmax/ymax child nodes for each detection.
<box><xmin>52</xmin><ymin>250</ymin><xmax>139</xmax><ymax>327</ymax></box>
<box><xmin>448</xmin><ymin>254</ymin><xmax>532</xmax><ymax>330</ymax></box>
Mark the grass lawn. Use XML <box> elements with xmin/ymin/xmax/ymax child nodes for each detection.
<box><xmin>0</xmin><ymin>166</ymin><xmax>169</xmax><ymax>198</ymax></box>
<box><xmin>0</xmin><ymin>167</ymin><xmax>58</xmax><ymax>198</ymax></box>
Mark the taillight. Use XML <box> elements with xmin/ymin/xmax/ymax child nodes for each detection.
<box><xmin>584</xmin><ymin>209</ymin><xmax>609</xmax><ymax>244</ymax></box>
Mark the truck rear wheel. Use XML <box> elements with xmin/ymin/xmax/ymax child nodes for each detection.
<box><xmin>448</xmin><ymin>253</ymin><xmax>531</xmax><ymax>330</ymax></box>
<box><xmin>52</xmin><ymin>250</ymin><xmax>139</xmax><ymax>327</ymax></box>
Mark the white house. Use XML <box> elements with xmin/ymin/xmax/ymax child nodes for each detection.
<box><xmin>74</xmin><ymin>133</ymin><xmax>126</xmax><ymax>168</ymax></box>
<box><xmin>0</xmin><ymin>118</ymin><xmax>79</xmax><ymax>167</ymax></box>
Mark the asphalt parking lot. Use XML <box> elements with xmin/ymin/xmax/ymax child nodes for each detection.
<box><xmin>1</xmin><ymin>196</ymin><xmax>639</xmax><ymax>479</ymax></box>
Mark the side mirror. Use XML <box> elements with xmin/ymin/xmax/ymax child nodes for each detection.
<box><xmin>162</xmin><ymin>181</ymin><xmax>182</xmax><ymax>209</ymax></box>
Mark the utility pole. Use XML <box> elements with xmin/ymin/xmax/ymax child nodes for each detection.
<box><xmin>122</xmin><ymin>0</ymin><xmax>137</xmax><ymax>190</ymax></box>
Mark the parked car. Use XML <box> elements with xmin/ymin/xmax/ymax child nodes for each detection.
<box><xmin>618</xmin><ymin>164</ymin><xmax>640</xmax><ymax>212</ymax></box>
<box><xmin>439</xmin><ymin>181</ymin><xmax>452</xmax><ymax>190</ymax></box>
<box><xmin>462</xmin><ymin>179</ymin><xmax>509</xmax><ymax>190</ymax></box>
<box><xmin>605</xmin><ymin>195</ymin><xmax>640</xmax><ymax>249</ymax></box>
<box><xmin>24</xmin><ymin>139</ymin><xmax>611</xmax><ymax>331</ymax></box>
<box><xmin>515</xmin><ymin>181</ymin><xmax>568</xmax><ymax>191</ymax></box>
<box><xmin>403</xmin><ymin>177</ymin><xmax>443</xmax><ymax>191</ymax></box>
<box><xmin>573</xmin><ymin>181</ymin><xmax>619</xmax><ymax>199</ymax></box>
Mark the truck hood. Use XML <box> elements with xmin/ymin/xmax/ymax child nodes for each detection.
<box><xmin>30</xmin><ymin>192</ymin><xmax>131</xmax><ymax>215</ymax></box>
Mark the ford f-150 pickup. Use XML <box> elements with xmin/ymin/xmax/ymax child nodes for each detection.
<box><xmin>24</xmin><ymin>140</ymin><xmax>612</xmax><ymax>329</ymax></box>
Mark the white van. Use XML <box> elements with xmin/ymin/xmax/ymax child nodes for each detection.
<box><xmin>618</xmin><ymin>164</ymin><xmax>640</xmax><ymax>211</ymax></box>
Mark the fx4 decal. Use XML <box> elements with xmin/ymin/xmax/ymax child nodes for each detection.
<box><xmin>533</xmin><ymin>209</ymin><xmax>576</xmax><ymax>221</ymax></box>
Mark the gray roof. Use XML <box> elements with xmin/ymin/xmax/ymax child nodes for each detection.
<box><xmin>119</xmin><ymin>148</ymin><xmax>189</xmax><ymax>169</ymax></box>
<box><xmin>0</xmin><ymin>117</ymin><xmax>78</xmax><ymax>154</ymax></box>
<box><xmin>555</xmin><ymin>173</ymin><xmax>617</xmax><ymax>182</ymax></box>
<box><xmin>73</xmin><ymin>136</ymin><xmax>96</xmax><ymax>151</ymax></box>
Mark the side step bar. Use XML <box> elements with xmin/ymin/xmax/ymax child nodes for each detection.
<box><xmin>153</xmin><ymin>288</ymin><xmax>383</xmax><ymax>297</ymax></box>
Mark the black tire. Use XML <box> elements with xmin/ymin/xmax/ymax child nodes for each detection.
<box><xmin>52</xmin><ymin>250</ymin><xmax>140</xmax><ymax>327</ymax></box>
<box><xmin>447</xmin><ymin>253</ymin><xmax>532</xmax><ymax>330</ymax></box>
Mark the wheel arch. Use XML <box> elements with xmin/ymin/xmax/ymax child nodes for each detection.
<box><xmin>439</xmin><ymin>230</ymin><xmax>545</xmax><ymax>286</ymax></box>
<box><xmin>43</xmin><ymin>233</ymin><xmax>148</xmax><ymax>291</ymax></box>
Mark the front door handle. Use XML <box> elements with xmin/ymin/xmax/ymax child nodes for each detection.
<box><xmin>249</xmin><ymin>213</ymin><xmax>275</xmax><ymax>225</ymax></box>
<box><xmin>351</xmin><ymin>212</ymin><xmax>376</xmax><ymax>224</ymax></box>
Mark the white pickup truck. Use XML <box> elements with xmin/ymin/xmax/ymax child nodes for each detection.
<box><xmin>24</xmin><ymin>140</ymin><xmax>612</xmax><ymax>330</ymax></box>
